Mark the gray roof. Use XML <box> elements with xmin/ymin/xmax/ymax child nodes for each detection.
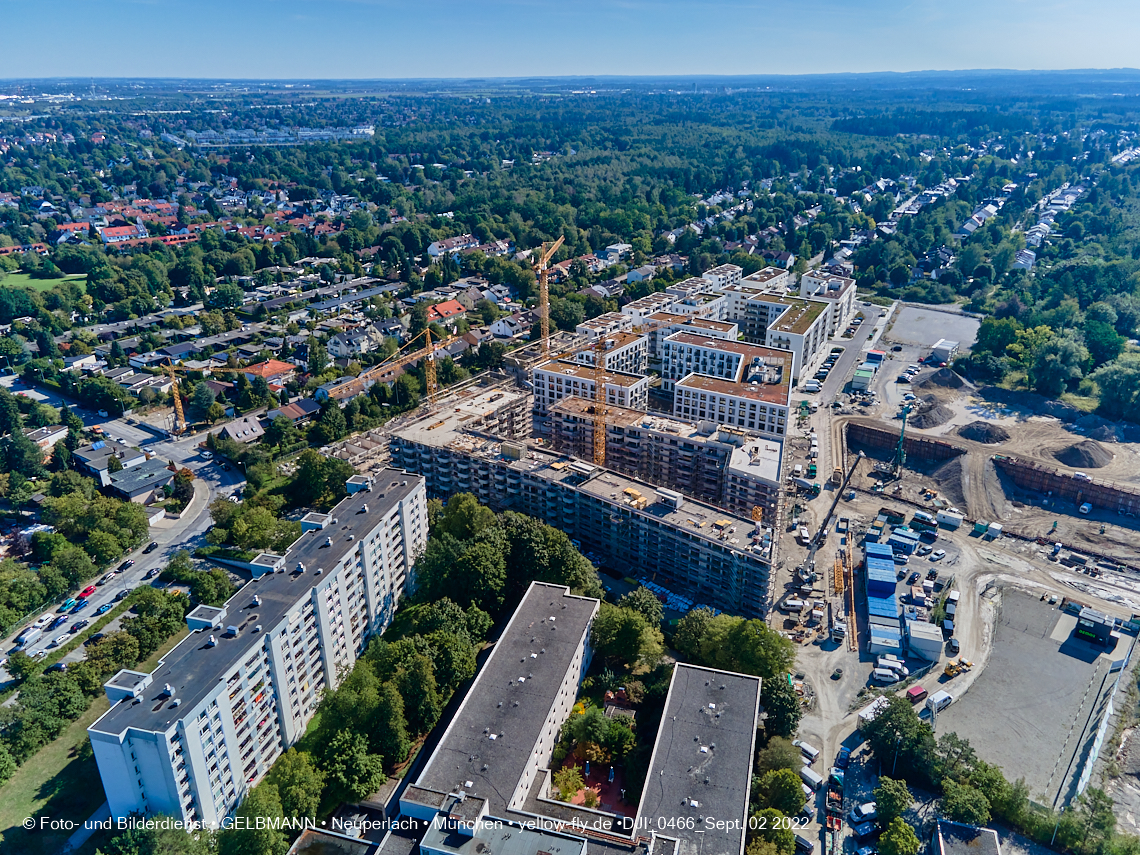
<box><xmin>90</xmin><ymin>471</ymin><xmax>423</xmax><ymax>737</ymax></box>
<box><xmin>108</xmin><ymin>457</ymin><xmax>175</xmax><ymax>498</ymax></box>
<box><xmin>411</xmin><ymin>582</ymin><xmax>599</xmax><ymax>813</ymax></box>
<box><xmin>936</xmin><ymin>821</ymin><xmax>1001</xmax><ymax>855</ymax></box>
<box><xmin>636</xmin><ymin>664</ymin><xmax>760</xmax><ymax>855</ymax></box>
<box><xmin>419</xmin><ymin>798</ymin><xmax>586</xmax><ymax>855</ymax></box>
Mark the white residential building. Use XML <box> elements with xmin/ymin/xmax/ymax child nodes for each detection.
<box><xmin>88</xmin><ymin>471</ymin><xmax>428</xmax><ymax>826</ymax></box>
<box><xmin>673</xmin><ymin>350</ymin><xmax>792</xmax><ymax>442</ymax></box>
<box><xmin>575</xmin><ymin>311</ymin><xmax>633</xmax><ymax>341</ymax></box>
<box><xmin>572</xmin><ymin>332</ymin><xmax>649</xmax><ymax>375</ymax></box>
<box><xmin>532</xmin><ymin>360</ymin><xmax>649</xmax><ymax>426</ymax></box>
<box><xmin>701</xmin><ymin>263</ymin><xmax>743</xmax><ymax>290</ymax></box>
<box><xmin>799</xmin><ymin>271</ymin><xmax>858</xmax><ymax>336</ymax></box>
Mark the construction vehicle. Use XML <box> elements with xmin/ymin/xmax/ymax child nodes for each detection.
<box><xmin>831</xmin><ymin>467</ymin><xmax>843</xmax><ymax>486</ymax></box>
<box><xmin>956</xmin><ymin>657</ymin><xmax>973</xmax><ymax>672</ymax></box>
<box><xmin>943</xmin><ymin>661</ymin><xmax>962</xmax><ymax>679</ymax></box>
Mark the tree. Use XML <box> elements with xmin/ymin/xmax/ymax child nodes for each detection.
<box><xmin>673</xmin><ymin>606</ymin><xmax>715</xmax><ymax>659</ymax></box>
<box><xmin>618</xmin><ymin>586</ymin><xmax>664</xmax><ymax>627</ymax></box>
<box><xmin>874</xmin><ymin>776</ymin><xmax>913</xmax><ymax>824</ymax></box>
<box><xmin>191</xmin><ymin>382</ymin><xmax>216</xmax><ymax>414</ymax></box>
<box><xmin>325</xmin><ymin>729</ymin><xmax>387</xmax><ymax>801</ymax></box>
<box><xmin>1032</xmin><ymin>336</ymin><xmax>1088</xmax><ymax>397</ymax></box>
<box><xmin>590</xmin><ymin>603</ymin><xmax>663</xmax><ymax>670</ymax></box>
<box><xmin>754</xmin><ymin>736</ymin><xmax>802</xmax><ymax>776</ymax></box>
<box><xmin>374</xmin><ymin>681</ymin><xmax>412</xmax><ymax>768</ymax></box>
<box><xmin>760</xmin><ymin>674</ymin><xmax>802</xmax><ymax>739</ymax></box>
<box><xmin>879</xmin><ymin>818</ymin><xmax>921</xmax><ymax>855</ymax></box>
<box><xmin>0</xmin><ymin>741</ymin><xmax>14</xmax><ymax>785</ymax></box>
<box><xmin>267</xmin><ymin>748</ymin><xmax>325</xmax><ymax>821</ymax></box>
<box><xmin>748</xmin><ymin>808</ymin><xmax>794</xmax><ymax>855</ymax></box>
<box><xmin>754</xmin><ymin>768</ymin><xmax>806</xmax><ymax>817</ymax></box>
<box><xmin>308</xmin><ymin>340</ymin><xmax>329</xmax><ymax>375</ymax></box>
<box><xmin>206</xmin><ymin>401</ymin><xmax>226</xmax><ymax>424</ymax></box>
<box><xmin>395</xmin><ymin>653</ymin><xmax>442</xmax><ymax>734</ymax></box>
<box><xmin>264</xmin><ymin>415</ymin><xmax>296</xmax><ymax>448</ymax></box>
<box><xmin>1084</xmin><ymin>320</ymin><xmax>1125</xmax><ymax>368</ymax></box>
<box><xmin>941</xmin><ymin>779</ymin><xmax>991</xmax><ymax>826</ymax></box>
<box><xmin>858</xmin><ymin>696</ymin><xmax>935</xmax><ymax>783</ymax></box>
<box><xmin>435</xmin><ymin>492</ymin><xmax>496</xmax><ymax>540</ymax></box>
<box><xmin>974</xmin><ymin>316</ymin><xmax>1021</xmax><ymax>356</ymax></box>
<box><xmin>452</xmin><ymin>539</ymin><xmax>508</xmax><ymax>614</ymax></box>
<box><xmin>5</xmin><ymin>649</ymin><xmax>35</xmax><ymax>681</ymax></box>
<box><xmin>693</xmin><ymin>615</ymin><xmax>795</xmax><ymax>682</ymax></box>
<box><xmin>1092</xmin><ymin>353</ymin><xmax>1140</xmax><ymax>421</ymax></box>
<box><xmin>553</xmin><ymin>764</ymin><xmax>584</xmax><ymax>801</ymax></box>
<box><xmin>217</xmin><ymin>782</ymin><xmax>288</xmax><ymax>855</ymax></box>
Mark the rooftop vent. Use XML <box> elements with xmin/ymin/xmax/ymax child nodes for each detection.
<box><xmin>171</xmin><ymin>698</ymin><xmax>181</xmax><ymax>707</ymax></box>
<box><xmin>161</xmin><ymin>683</ymin><xmax>173</xmax><ymax>697</ymax></box>
<box><xmin>207</xmin><ymin>635</ymin><xmax>217</xmax><ymax>647</ymax></box>
<box><xmin>324</xmin><ymin>537</ymin><xmax>333</xmax><ymax>547</ymax></box>
<box><xmin>253</xmin><ymin>625</ymin><xmax>262</xmax><ymax>633</ymax></box>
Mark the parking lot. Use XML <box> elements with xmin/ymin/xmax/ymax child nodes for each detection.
<box><xmin>935</xmin><ymin>588</ymin><xmax>1128</xmax><ymax>807</ymax></box>
<box><xmin>886</xmin><ymin>305</ymin><xmax>981</xmax><ymax>349</ymax></box>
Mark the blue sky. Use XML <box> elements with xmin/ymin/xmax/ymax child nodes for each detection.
<box><xmin>3</xmin><ymin>0</ymin><xmax>1138</xmax><ymax>79</ymax></box>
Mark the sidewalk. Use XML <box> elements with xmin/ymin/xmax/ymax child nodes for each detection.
<box><xmin>149</xmin><ymin>477</ymin><xmax>209</xmax><ymax>530</ymax></box>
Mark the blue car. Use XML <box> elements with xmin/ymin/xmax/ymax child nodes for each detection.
<box><xmin>95</xmin><ymin>603</ymin><xmax>114</xmax><ymax>616</ymax></box>
<box><xmin>70</xmin><ymin>599</ymin><xmax>89</xmax><ymax>614</ymax></box>
<box><xmin>835</xmin><ymin>746</ymin><xmax>851</xmax><ymax>770</ymax></box>
<box><xmin>60</xmin><ymin>598</ymin><xmax>78</xmax><ymax>612</ymax></box>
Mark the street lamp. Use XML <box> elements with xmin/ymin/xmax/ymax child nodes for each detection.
<box><xmin>1051</xmin><ymin>807</ymin><xmax>1065</xmax><ymax>846</ymax></box>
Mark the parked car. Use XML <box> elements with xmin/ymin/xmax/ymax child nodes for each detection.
<box><xmin>145</xmin><ymin>568</ymin><xmax>161</xmax><ymax>579</ymax></box>
<box><xmin>114</xmin><ymin>589</ymin><xmax>132</xmax><ymax>602</ymax></box>
<box><xmin>70</xmin><ymin>619</ymin><xmax>89</xmax><ymax>633</ymax></box>
<box><xmin>835</xmin><ymin>746</ymin><xmax>851</xmax><ymax>769</ymax></box>
<box><xmin>50</xmin><ymin>615</ymin><xmax>70</xmax><ymax>630</ymax></box>
<box><xmin>144</xmin><ymin>541</ymin><xmax>159</xmax><ymax>554</ymax></box>
<box><xmin>95</xmin><ymin>603</ymin><xmax>114</xmax><ymax>616</ymax></box>
<box><xmin>848</xmin><ymin>803</ymin><xmax>878</xmax><ymax>825</ymax></box>
<box><xmin>78</xmin><ymin>586</ymin><xmax>97</xmax><ymax>599</ymax></box>
<box><xmin>931</xmin><ymin>549</ymin><xmax>946</xmax><ymax>561</ymax></box>
<box><xmin>71</xmin><ymin>599</ymin><xmax>89</xmax><ymax>614</ymax></box>
<box><xmin>851</xmin><ymin>822</ymin><xmax>878</xmax><ymax>840</ymax></box>
<box><xmin>927</xmin><ymin>568</ymin><xmax>939</xmax><ymax>580</ymax></box>
<box><xmin>907</xmin><ymin>572</ymin><xmax>921</xmax><ymax>585</ymax></box>
<box><xmin>118</xmin><ymin>559</ymin><xmax>135</xmax><ymax>572</ymax></box>
<box><xmin>85</xmin><ymin>633</ymin><xmax>106</xmax><ymax>647</ymax></box>
<box><xmin>897</xmin><ymin>375</ymin><xmax>910</xmax><ymax>383</ymax></box>
<box><xmin>52</xmin><ymin>634</ymin><xmax>69</xmax><ymax>647</ymax></box>
<box><xmin>46</xmin><ymin>662</ymin><xmax>67</xmax><ymax>673</ymax></box>
<box><xmin>60</xmin><ymin>598</ymin><xmax>78</xmax><ymax>612</ymax></box>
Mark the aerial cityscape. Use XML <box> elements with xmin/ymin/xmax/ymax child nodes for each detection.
<box><xmin>1</xmin><ymin>14</ymin><xmax>1140</xmax><ymax>855</ymax></box>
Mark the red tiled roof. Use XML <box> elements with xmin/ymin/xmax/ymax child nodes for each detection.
<box><xmin>243</xmin><ymin>359</ymin><xmax>295</xmax><ymax>378</ymax></box>
<box><xmin>426</xmin><ymin>299</ymin><xmax>466</xmax><ymax>321</ymax></box>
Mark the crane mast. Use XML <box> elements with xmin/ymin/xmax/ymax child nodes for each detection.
<box><xmin>535</xmin><ymin>236</ymin><xmax>565</xmax><ymax>358</ymax></box>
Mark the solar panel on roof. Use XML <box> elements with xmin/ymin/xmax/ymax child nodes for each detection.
<box><xmin>91</xmin><ymin>440</ymin><xmax>105</xmax><ymax>450</ymax></box>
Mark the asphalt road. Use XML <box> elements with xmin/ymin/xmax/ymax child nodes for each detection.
<box><xmin>0</xmin><ymin>384</ymin><xmax>246</xmax><ymax>683</ymax></box>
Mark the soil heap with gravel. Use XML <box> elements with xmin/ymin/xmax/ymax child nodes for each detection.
<box><xmin>930</xmin><ymin>456</ymin><xmax>968</xmax><ymax>509</ymax></box>
<box><xmin>909</xmin><ymin>395</ymin><xmax>955</xmax><ymax>429</ymax></box>
<box><xmin>916</xmin><ymin>367</ymin><xmax>967</xmax><ymax>389</ymax></box>
<box><xmin>957</xmin><ymin>421</ymin><xmax>1011</xmax><ymax>444</ymax></box>
<box><xmin>1054</xmin><ymin>440</ymin><xmax>1114</xmax><ymax>469</ymax></box>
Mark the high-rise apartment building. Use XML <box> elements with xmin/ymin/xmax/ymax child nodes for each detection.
<box><xmin>88</xmin><ymin>471</ymin><xmax>428</xmax><ymax>826</ymax></box>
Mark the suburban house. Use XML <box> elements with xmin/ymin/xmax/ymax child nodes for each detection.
<box><xmin>106</xmin><ymin>458</ymin><xmax>175</xmax><ymax>503</ymax></box>
<box><xmin>427</xmin><ymin>234</ymin><xmax>478</xmax><ymax>257</ymax></box>
<box><xmin>426</xmin><ymin>299</ymin><xmax>466</xmax><ymax>323</ymax></box>
<box><xmin>241</xmin><ymin>359</ymin><xmax>296</xmax><ymax>387</ymax></box>
<box><xmin>266</xmin><ymin>398</ymin><xmax>322</xmax><ymax>426</ymax></box>
<box><xmin>74</xmin><ymin>441</ymin><xmax>148</xmax><ymax>487</ymax></box>
<box><xmin>217</xmin><ymin>416</ymin><xmax>265</xmax><ymax>444</ymax></box>
<box><xmin>489</xmin><ymin>310</ymin><xmax>538</xmax><ymax>339</ymax></box>
<box><xmin>23</xmin><ymin>425</ymin><xmax>68</xmax><ymax>455</ymax></box>
<box><xmin>626</xmin><ymin>264</ymin><xmax>657</xmax><ymax>283</ymax></box>
<box><xmin>327</xmin><ymin>327</ymin><xmax>385</xmax><ymax>359</ymax></box>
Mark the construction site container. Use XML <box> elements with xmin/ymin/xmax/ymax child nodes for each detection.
<box><xmin>973</xmin><ymin>520</ymin><xmax>990</xmax><ymax>535</ymax></box>
<box><xmin>986</xmin><ymin>522</ymin><xmax>1003</xmax><ymax>538</ymax></box>
<box><xmin>936</xmin><ymin>510</ymin><xmax>964</xmax><ymax>529</ymax></box>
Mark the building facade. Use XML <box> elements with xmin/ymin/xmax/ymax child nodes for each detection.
<box><xmin>571</xmin><ymin>332</ymin><xmax>649</xmax><ymax>376</ymax></box>
<box><xmin>88</xmin><ymin>471</ymin><xmax>428</xmax><ymax>826</ymax></box>
<box><xmin>799</xmin><ymin>271</ymin><xmax>858</xmax><ymax>336</ymax></box>
<box><xmin>531</xmin><ymin>360</ymin><xmax>649</xmax><ymax>426</ymax></box>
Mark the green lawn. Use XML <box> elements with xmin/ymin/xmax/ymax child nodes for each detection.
<box><xmin>0</xmin><ymin>272</ymin><xmax>87</xmax><ymax>293</ymax></box>
<box><xmin>0</xmin><ymin>628</ymin><xmax>189</xmax><ymax>855</ymax></box>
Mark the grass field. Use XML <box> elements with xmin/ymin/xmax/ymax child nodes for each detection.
<box><xmin>0</xmin><ymin>628</ymin><xmax>189</xmax><ymax>855</ymax></box>
<box><xmin>0</xmin><ymin>272</ymin><xmax>86</xmax><ymax>292</ymax></box>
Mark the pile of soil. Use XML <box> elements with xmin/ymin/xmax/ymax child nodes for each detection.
<box><xmin>1088</xmin><ymin>424</ymin><xmax>1123</xmax><ymax>443</ymax></box>
<box><xmin>957</xmin><ymin>421</ymin><xmax>1011</xmax><ymax>444</ymax></box>
<box><xmin>916</xmin><ymin>367</ymin><xmax>967</xmax><ymax>389</ymax></box>
<box><xmin>930</xmin><ymin>456</ymin><xmax>968</xmax><ymax>509</ymax></box>
<box><xmin>909</xmin><ymin>396</ymin><xmax>955</xmax><ymax>429</ymax></box>
<box><xmin>1054</xmin><ymin>440</ymin><xmax>1114</xmax><ymax>469</ymax></box>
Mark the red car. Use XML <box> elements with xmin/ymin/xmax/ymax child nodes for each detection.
<box><xmin>78</xmin><ymin>585</ymin><xmax>97</xmax><ymax>599</ymax></box>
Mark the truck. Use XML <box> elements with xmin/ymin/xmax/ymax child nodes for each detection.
<box><xmin>831</xmin><ymin>467</ymin><xmax>843</xmax><ymax>486</ymax></box>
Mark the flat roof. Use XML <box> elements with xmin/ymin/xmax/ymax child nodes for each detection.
<box><xmin>741</xmin><ymin>268</ymin><xmax>787</xmax><ymax>284</ymax></box>
<box><xmin>385</xmin><ymin>384</ymin><xmax>527</xmax><ymax>448</ymax></box>
<box><xmin>636</xmin><ymin>664</ymin><xmax>760</xmax><ymax>855</ymax></box>
<box><xmin>664</xmin><ymin>332</ymin><xmax>786</xmax><ymax>365</ymax></box>
<box><xmin>411</xmin><ymin>583</ymin><xmax>599</xmax><ymax>813</ymax></box>
<box><xmin>675</xmin><ymin>368</ymin><xmax>791</xmax><ymax>407</ymax></box>
<box><xmin>727</xmin><ymin>438</ymin><xmax>782</xmax><ymax>486</ymax></box>
<box><xmin>936</xmin><ymin>821</ymin><xmax>1001</xmax><ymax>855</ymax></box>
<box><xmin>534</xmin><ymin>360</ymin><xmax>646</xmax><ymax>387</ymax></box>
<box><xmin>758</xmin><ymin>294</ymin><xmax>829</xmax><ymax>335</ymax></box>
<box><xmin>90</xmin><ymin>471</ymin><xmax>422</xmax><ymax>737</ymax></box>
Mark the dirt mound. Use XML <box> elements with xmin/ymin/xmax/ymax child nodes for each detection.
<box><xmin>1088</xmin><ymin>424</ymin><xmax>1122</xmax><ymax>443</ymax></box>
<box><xmin>908</xmin><ymin>395</ymin><xmax>954</xmax><ymax>429</ymax></box>
<box><xmin>957</xmin><ymin>421</ymin><xmax>1011</xmax><ymax>444</ymax></box>
<box><xmin>1054</xmin><ymin>440</ymin><xmax>1114</xmax><ymax>469</ymax></box>
<box><xmin>930</xmin><ymin>457</ymin><xmax>967</xmax><ymax>509</ymax></box>
<box><xmin>916</xmin><ymin>367</ymin><xmax>966</xmax><ymax>389</ymax></box>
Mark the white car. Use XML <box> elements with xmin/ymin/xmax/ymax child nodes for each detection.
<box><xmin>931</xmin><ymin>549</ymin><xmax>946</xmax><ymax>561</ymax></box>
<box><xmin>52</xmin><ymin>634</ymin><xmax>69</xmax><ymax>647</ymax></box>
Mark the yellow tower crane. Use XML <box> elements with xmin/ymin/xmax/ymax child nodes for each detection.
<box><xmin>423</xmin><ymin>328</ymin><xmax>439</xmax><ymax>407</ymax></box>
<box><xmin>535</xmin><ymin>236</ymin><xmax>565</xmax><ymax>358</ymax></box>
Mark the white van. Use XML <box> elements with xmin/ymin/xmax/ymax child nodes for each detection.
<box><xmin>926</xmin><ymin>690</ymin><xmax>953</xmax><ymax>713</ymax></box>
<box><xmin>794</xmin><ymin>740</ymin><xmax>821</xmax><ymax>763</ymax></box>
<box><xmin>803</xmin><ymin>380</ymin><xmax>821</xmax><ymax>392</ymax></box>
<box><xmin>799</xmin><ymin>765</ymin><xmax>824</xmax><ymax>791</ymax></box>
<box><xmin>871</xmin><ymin>668</ymin><xmax>900</xmax><ymax>684</ymax></box>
